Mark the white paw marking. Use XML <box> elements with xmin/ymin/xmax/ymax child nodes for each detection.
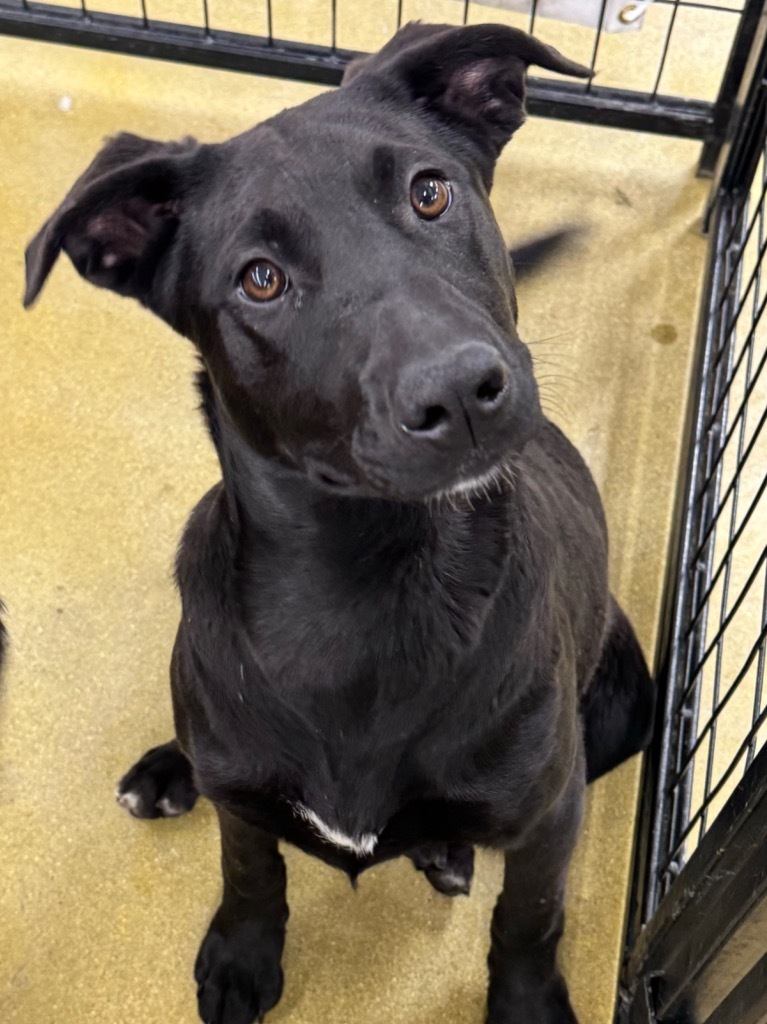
<box><xmin>157</xmin><ymin>796</ymin><xmax>186</xmax><ymax>817</ymax></box>
<box><xmin>434</xmin><ymin>869</ymin><xmax>470</xmax><ymax>893</ymax></box>
<box><xmin>116</xmin><ymin>788</ymin><xmax>144</xmax><ymax>816</ymax></box>
<box><xmin>293</xmin><ymin>803</ymin><xmax>378</xmax><ymax>857</ymax></box>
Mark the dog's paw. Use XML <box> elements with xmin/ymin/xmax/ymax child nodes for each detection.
<box><xmin>410</xmin><ymin>842</ymin><xmax>475</xmax><ymax>896</ymax></box>
<box><xmin>195</xmin><ymin>919</ymin><xmax>284</xmax><ymax>1024</ymax></box>
<box><xmin>116</xmin><ymin>740</ymin><xmax>198</xmax><ymax>819</ymax></box>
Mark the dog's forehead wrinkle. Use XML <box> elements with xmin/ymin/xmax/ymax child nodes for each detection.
<box><xmin>262</xmin><ymin>91</ymin><xmax>456</xmax><ymax>179</ymax></box>
<box><xmin>218</xmin><ymin>111</ymin><xmax>465</xmax><ymax>249</ymax></box>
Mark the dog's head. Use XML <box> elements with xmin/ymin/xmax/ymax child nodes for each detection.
<box><xmin>24</xmin><ymin>23</ymin><xmax>588</xmax><ymax>502</ymax></box>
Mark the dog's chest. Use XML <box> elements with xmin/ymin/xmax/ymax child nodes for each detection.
<box><xmin>202</xmin><ymin>730</ymin><xmax>499</xmax><ymax>870</ymax></box>
<box><xmin>200</xmin><ymin>655</ymin><xmax>474</xmax><ymax>857</ymax></box>
<box><xmin>186</xmin><ymin>497</ymin><xmax>520</xmax><ymax>853</ymax></box>
<box><xmin>274</xmin><ymin>700</ymin><xmax>440</xmax><ymax>850</ymax></box>
<box><xmin>290</xmin><ymin>802</ymin><xmax>380</xmax><ymax>857</ymax></box>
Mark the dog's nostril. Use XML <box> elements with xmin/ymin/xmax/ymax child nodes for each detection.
<box><xmin>475</xmin><ymin>368</ymin><xmax>507</xmax><ymax>406</ymax></box>
<box><xmin>406</xmin><ymin>404</ymin><xmax>450</xmax><ymax>434</ymax></box>
<box><xmin>420</xmin><ymin>405</ymin><xmax>449</xmax><ymax>431</ymax></box>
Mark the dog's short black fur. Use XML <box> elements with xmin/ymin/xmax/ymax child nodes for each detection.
<box><xmin>25</xmin><ymin>23</ymin><xmax>655</xmax><ymax>1024</ymax></box>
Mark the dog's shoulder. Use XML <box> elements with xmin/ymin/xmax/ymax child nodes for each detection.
<box><xmin>175</xmin><ymin>481</ymin><xmax>233</xmax><ymax>597</ymax></box>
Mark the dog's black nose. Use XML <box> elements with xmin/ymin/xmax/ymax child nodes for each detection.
<box><xmin>397</xmin><ymin>343</ymin><xmax>510</xmax><ymax>444</ymax></box>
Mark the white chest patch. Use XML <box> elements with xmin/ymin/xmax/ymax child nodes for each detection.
<box><xmin>293</xmin><ymin>803</ymin><xmax>379</xmax><ymax>857</ymax></box>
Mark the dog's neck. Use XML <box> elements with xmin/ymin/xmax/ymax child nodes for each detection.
<box><xmin>217</xmin><ymin>416</ymin><xmax>428</xmax><ymax>549</ymax></box>
<box><xmin>208</xmin><ymin>395</ymin><xmax>515</xmax><ymax>656</ymax></box>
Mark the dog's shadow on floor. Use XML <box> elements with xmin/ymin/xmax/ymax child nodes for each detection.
<box><xmin>270</xmin><ymin>847</ymin><xmax>500</xmax><ymax>1022</ymax></box>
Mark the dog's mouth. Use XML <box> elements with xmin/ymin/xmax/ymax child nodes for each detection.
<box><xmin>303</xmin><ymin>452</ymin><xmax>513</xmax><ymax>505</ymax></box>
<box><xmin>428</xmin><ymin>463</ymin><xmax>517</xmax><ymax>504</ymax></box>
<box><xmin>303</xmin><ymin>459</ymin><xmax>360</xmax><ymax>492</ymax></box>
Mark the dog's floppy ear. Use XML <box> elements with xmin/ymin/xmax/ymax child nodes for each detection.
<box><xmin>24</xmin><ymin>132</ymin><xmax>201</xmax><ymax>308</ymax></box>
<box><xmin>343</xmin><ymin>22</ymin><xmax>590</xmax><ymax>159</ymax></box>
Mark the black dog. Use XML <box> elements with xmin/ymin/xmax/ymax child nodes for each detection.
<box><xmin>24</xmin><ymin>23</ymin><xmax>655</xmax><ymax>1024</ymax></box>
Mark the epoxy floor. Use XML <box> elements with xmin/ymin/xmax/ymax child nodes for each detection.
<box><xmin>0</xmin><ymin>20</ymin><xmax>717</xmax><ymax>1024</ymax></box>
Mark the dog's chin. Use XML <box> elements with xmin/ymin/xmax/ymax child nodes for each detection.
<box><xmin>303</xmin><ymin>454</ymin><xmax>513</xmax><ymax>505</ymax></box>
<box><xmin>426</xmin><ymin>465</ymin><xmax>515</xmax><ymax>504</ymax></box>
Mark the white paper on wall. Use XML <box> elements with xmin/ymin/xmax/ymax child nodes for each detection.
<box><xmin>453</xmin><ymin>0</ymin><xmax>653</xmax><ymax>33</ymax></box>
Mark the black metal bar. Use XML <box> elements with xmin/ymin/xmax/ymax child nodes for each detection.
<box><xmin>0</xmin><ymin>4</ymin><xmax>351</xmax><ymax>84</ymax></box>
<box><xmin>632</xmin><ymin>191</ymin><xmax>734</xmax><ymax>929</ymax></box>
<box><xmin>651</xmin><ymin>0</ymin><xmax>680</xmax><ymax>101</ymax></box>
<box><xmin>720</xmin><ymin>185</ymin><xmax>754</xmax><ymax>271</ymax></box>
<box><xmin>699</xmin><ymin>0</ymin><xmax>767</xmax><ymax>178</ymax></box>
<box><xmin>585</xmin><ymin>0</ymin><xmax>609</xmax><ymax>95</ymax></box>
<box><xmin>664</xmin><ymin>882</ymin><xmax>767</xmax><ymax>1022</ymax></box>
<box><xmin>624</xmin><ymin>741</ymin><xmax>767</xmax><ymax>1022</ymax></box>
<box><xmin>702</xmin><ymin>338</ymin><xmax>767</xmax><ymax>489</ymax></box>
<box><xmin>655</xmin><ymin>0</ymin><xmax>755</xmax><ymax>12</ymax></box>
<box><xmin>714</xmin><ymin>203</ymin><xmax>767</xmax><ymax>340</ymax></box>
<box><xmin>705</xmin><ymin>949</ymin><xmax>767</xmax><ymax>1024</ymax></box>
<box><xmin>621</xmin><ymin>17</ymin><xmax>767</xmax><ymax>1024</ymax></box>
<box><xmin>672</xmin><ymin>585</ymin><xmax>767</xmax><ymax>788</ymax></box>
<box><xmin>663</xmin><ymin>649</ymin><xmax>767</xmax><ymax>869</ymax></box>
<box><xmin>687</xmin><ymin>549</ymin><xmax>767</xmax><ymax>684</ymax></box>
<box><xmin>626</xmin><ymin>980</ymin><xmax>655</xmax><ymax>1024</ymax></box>
<box><xmin>0</xmin><ymin>2</ymin><xmax>718</xmax><ymax>139</ymax></box>
<box><xmin>705</xmin><ymin>179</ymin><xmax>766</xmax><ymax>810</ymax></box>
<box><xmin>663</xmin><ymin>192</ymin><xmax>745</xmax><ymax>894</ymax></box>
<box><xmin>715</xmin><ymin>229</ymin><xmax>767</xmax><ymax>352</ymax></box>
<box><xmin>705</xmin><ymin>3</ymin><xmax>767</xmax><ymax>220</ymax></box>
<box><xmin>695</xmin><ymin>397</ymin><xmax>767</xmax><ymax>551</ymax></box>
<box><xmin>683</xmin><ymin>405</ymin><xmax>767</xmax><ymax>584</ymax></box>
<box><xmin>701</xmin><ymin>303</ymin><xmax>756</xmax><ymax>462</ymax></box>
<box><xmin>717</xmin><ymin>171</ymin><xmax>767</xmax><ymax>301</ymax></box>
<box><xmin>524</xmin><ymin>80</ymin><xmax>713</xmax><ymax>139</ymax></box>
<box><xmin>708</xmin><ymin>342</ymin><xmax>765</xmax><ymax>458</ymax></box>
<box><xmin>747</xmin><ymin>571</ymin><xmax>767</xmax><ymax>769</ymax></box>
<box><xmin>682</xmin><ymin>472</ymin><xmax>767</xmax><ymax>661</ymax></box>
<box><xmin>745</xmin><ymin>153</ymin><xmax>767</xmax><ymax>775</ymax></box>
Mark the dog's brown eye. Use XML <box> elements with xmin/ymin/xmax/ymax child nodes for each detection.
<box><xmin>241</xmin><ymin>259</ymin><xmax>287</xmax><ymax>302</ymax></box>
<box><xmin>410</xmin><ymin>175</ymin><xmax>451</xmax><ymax>219</ymax></box>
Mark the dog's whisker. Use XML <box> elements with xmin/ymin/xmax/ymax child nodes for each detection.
<box><xmin>535</xmin><ymin>373</ymin><xmax>581</xmax><ymax>386</ymax></box>
<box><xmin>524</xmin><ymin>329</ymin><xmax>577</xmax><ymax>347</ymax></box>
<box><xmin>531</xmin><ymin>354</ymin><xmax>569</xmax><ymax>369</ymax></box>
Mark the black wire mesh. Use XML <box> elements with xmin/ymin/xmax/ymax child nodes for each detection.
<box><xmin>645</xmin><ymin>62</ymin><xmax>767</xmax><ymax>914</ymax></box>
<box><xmin>0</xmin><ymin>0</ymin><xmax>749</xmax><ymax>147</ymax></box>
<box><xmin>0</xmin><ymin>0</ymin><xmax>746</xmax><ymax>81</ymax></box>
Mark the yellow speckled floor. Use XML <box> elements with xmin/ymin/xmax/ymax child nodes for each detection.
<box><xmin>0</xmin><ymin>18</ymin><xmax>719</xmax><ymax>1024</ymax></box>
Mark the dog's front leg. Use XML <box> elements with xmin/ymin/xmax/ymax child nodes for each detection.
<box><xmin>195</xmin><ymin>806</ymin><xmax>288</xmax><ymax>1024</ymax></box>
<box><xmin>486</xmin><ymin>776</ymin><xmax>584</xmax><ymax>1024</ymax></box>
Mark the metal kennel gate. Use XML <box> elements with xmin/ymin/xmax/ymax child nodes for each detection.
<box><xmin>0</xmin><ymin>0</ymin><xmax>760</xmax><ymax>173</ymax></box>
<box><xmin>2</xmin><ymin>2</ymin><xmax>766</xmax><ymax>1022</ymax></box>
<box><xmin>619</xmin><ymin>9</ymin><xmax>767</xmax><ymax>1023</ymax></box>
